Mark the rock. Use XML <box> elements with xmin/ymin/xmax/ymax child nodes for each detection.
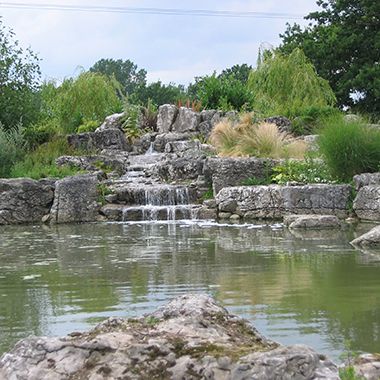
<box><xmin>0</xmin><ymin>294</ymin><xmax>340</xmax><ymax>380</ymax></box>
<box><xmin>172</xmin><ymin>107</ymin><xmax>202</xmax><ymax>133</ymax></box>
<box><xmin>216</xmin><ymin>184</ymin><xmax>352</xmax><ymax>219</ymax></box>
<box><xmin>284</xmin><ymin>214</ymin><xmax>341</xmax><ymax>228</ymax></box>
<box><xmin>204</xmin><ymin>156</ymin><xmax>277</xmax><ymax>196</ymax></box>
<box><xmin>264</xmin><ymin>115</ymin><xmax>292</xmax><ymax>133</ymax></box>
<box><xmin>55</xmin><ymin>154</ymin><xmax>127</xmax><ymax>174</ymax></box>
<box><xmin>198</xmin><ymin>120</ymin><xmax>214</xmax><ymax>141</ymax></box>
<box><xmin>132</xmin><ymin>133</ymin><xmax>156</xmax><ymax>155</ymax></box>
<box><xmin>153</xmin><ymin>132</ymin><xmax>194</xmax><ymax>153</ymax></box>
<box><xmin>353</xmin><ymin>185</ymin><xmax>380</xmax><ymax>220</ymax></box>
<box><xmin>350</xmin><ymin>225</ymin><xmax>380</xmax><ymax>246</ymax></box>
<box><xmin>67</xmin><ymin>128</ymin><xmax>131</xmax><ymax>152</ymax></box>
<box><xmin>50</xmin><ymin>174</ymin><xmax>102</xmax><ymax>223</ymax></box>
<box><xmin>164</xmin><ymin>139</ymin><xmax>203</xmax><ymax>157</ymax></box>
<box><xmin>157</xmin><ymin>104</ymin><xmax>179</xmax><ymax>133</ymax></box>
<box><xmin>353</xmin><ymin>173</ymin><xmax>380</xmax><ymax>191</ymax></box>
<box><xmin>351</xmin><ymin>353</ymin><xmax>380</xmax><ymax>380</ymax></box>
<box><xmin>157</xmin><ymin>156</ymin><xmax>205</xmax><ymax>182</ymax></box>
<box><xmin>0</xmin><ymin>178</ymin><xmax>54</xmax><ymax>224</ymax></box>
<box><xmin>96</xmin><ymin>112</ymin><xmax>124</xmax><ymax>131</ymax></box>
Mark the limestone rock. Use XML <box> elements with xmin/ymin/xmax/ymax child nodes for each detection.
<box><xmin>154</xmin><ymin>132</ymin><xmax>194</xmax><ymax>152</ymax></box>
<box><xmin>353</xmin><ymin>185</ymin><xmax>380</xmax><ymax>220</ymax></box>
<box><xmin>157</xmin><ymin>104</ymin><xmax>179</xmax><ymax>133</ymax></box>
<box><xmin>164</xmin><ymin>139</ymin><xmax>203</xmax><ymax>157</ymax></box>
<box><xmin>216</xmin><ymin>184</ymin><xmax>352</xmax><ymax>219</ymax></box>
<box><xmin>171</xmin><ymin>107</ymin><xmax>201</xmax><ymax>133</ymax></box>
<box><xmin>67</xmin><ymin>128</ymin><xmax>131</xmax><ymax>152</ymax></box>
<box><xmin>50</xmin><ymin>174</ymin><xmax>101</xmax><ymax>223</ymax></box>
<box><xmin>264</xmin><ymin>115</ymin><xmax>292</xmax><ymax>133</ymax></box>
<box><xmin>157</xmin><ymin>156</ymin><xmax>205</xmax><ymax>182</ymax></box>
<box><xmin>96</xmin><ymin>112</ymin><xmax>124</xmax><ymax>131</ymax></box>
<box><xmin>0</xmin><ymin>178</ymin><xmax>54</xmax><ymax>224</ymax></box>
<box><xmin>132</xmin><ymin>133</ymin><xmax>156</xmax><ymax>154</ymax></box>
<box><xmin>204</xmin><ymin>156</ymin><xmax>277</xmax><ymax>196</ymax></box>
<box><xmin>284</xmin><ymin>214</ymin><xmax>341</xmax><ymax>228</ymax></box>
<box><xmin>0</xmin><ymin>294</ymin><xmax>340</xmax><ymax>380</ymax></box>
<box><xmin>55</xmin><ymin>154</ymin><xmax>127</xmax><ymax>174</ymax></box>
<box><xmin>350</xmin><ymin>225</ymin><xmax>380</xmax><ymax>246</ymax></box>
<box><xmin>353</xmin><ymin>173</ymin><xmax>380</xmax><ymax>191</ymax></box>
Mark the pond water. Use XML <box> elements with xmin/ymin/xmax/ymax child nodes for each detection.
<box><xmin>1</xmin><ymin>219</ymin><xmax>380</xmax><ymax>363</ymax></box>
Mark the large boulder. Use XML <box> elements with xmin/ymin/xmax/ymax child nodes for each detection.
<box><xmin>157</xmin><ymin>104</ymin><xmax>179</xmax><ymax>133</ymax></box>
<box><xmin>0</xmin><ymin>294</ymin><xmax>340</xmax><ymax>380</ymax></box>
<box><xmin>0</xmin><ymin>178</ymin><xmax>54</xmax><ymax>224</ymax></box>
<box><xmin>164</xmin><ymin>139</ymin><xmax>203</xmax><ymax>157</ymax></box>
<box><xmin>203</xmin><ymin>156</ymin><xmax>277</xmax><ymax>196</ymax></box>
<box><xmin>153</xmin><ymin>132</ymin><xmax>194</xmax><ymax>152</ymax></box>
<box><xmin>264</xmin><ymin>115</ymin><xmax>292</xmax><ymax>133</ymax></box>
<box><xmin>67</xmin><ymin>128</ymin><xmax>131</xmax><ymax>152</ymax></box>
<box><xmin>353</xmin><ymin>173</ymin><xmax>380</xmax><ymax>191</ymax></box>
<box><xmin>157</xmin><ymin>156</ymin><xmax>205</xmax><ymax>182</ymax></box>
<box><xmin>216</xmin><ymin>184</ymin><xmax>352</xmax><ymax>219</ymax></box>
<box><xmin>96</xmin><ymin>112</ymin><xmax>124</xmax><ymax>131</ymax></box>
<box><xmin>50</xmin><ymin>174</ymin><xmax>102</xmax><ymax>223</ymax></box>
<box><xmin>171</xmin><ymin>107</ymin><xmax>202</xmax><ymax>133</ymax></box>
<box><xmin>353</xmin><ymin>185</ymin><xmax>380</xmax><ymax>220</ymax></box>
<box><xmin>284</xmin><ymin>214</ymin><xmax>341</xmax><ymax>228</ymax></box>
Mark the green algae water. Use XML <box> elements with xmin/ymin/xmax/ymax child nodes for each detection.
<box><xmin>0</xmin><ymin>220</ymin><xmax>380</xmax><ymax>362</ymax></box>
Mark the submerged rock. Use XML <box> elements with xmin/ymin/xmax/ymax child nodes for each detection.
<box><xmin>0</xmin><ymin>294</ymin><xmax>340</xmax><ymax>380</ymax></box>
<box><xmin>350</xmin><ymin>225</ymin><xmax>380</xmax><ymax>246</ymax></box>
<box><xmin>284</xmin><ymin>214</ymin><xmax>341</xmax><ymax>228</ymax></box>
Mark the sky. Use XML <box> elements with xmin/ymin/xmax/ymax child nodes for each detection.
<box><xmin>0</xmin><ymin>0</ymin><xmax>321</xmax><ymax>87</ymax></box>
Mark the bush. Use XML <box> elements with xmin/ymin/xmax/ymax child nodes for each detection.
<box><xmin>210</xmin><ymin>114</ymin><xmax>306</xmax><ymax>159</ymax></box>
<box><xmin>0</xmin><ymin>122</ymin><xmax>26</xmax><ymax>178</ymax></box>
<box><xmin>318</xmin><ymin>114</ymin><xmax>380</xmax><ymax>182</ymax></box>
<box><xmin>196</xmin><ymin>72</ymin><xmax>254</xmax><ymax>111</ymax></box>
<box><xmin>10</xmin><ymin>137</ymin><xmax>84</xmax><ymax>180</ymax></box>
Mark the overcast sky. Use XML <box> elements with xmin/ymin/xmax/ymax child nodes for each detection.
<box><xmin>0</xmin><ymin>0</ymin><xmax>320</xmax><ymax>86</ymax></box>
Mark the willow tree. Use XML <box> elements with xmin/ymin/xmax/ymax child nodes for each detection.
<box><xmin>248</xmin><ymin>46</ymin><xmax>336</xmax><ymax>117</ymax></box>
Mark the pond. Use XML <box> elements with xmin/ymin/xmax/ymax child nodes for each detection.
<box><xmin>0</xmin><ymin>219</ymin><xmax>379</xmax><ymax>363</ymax></box>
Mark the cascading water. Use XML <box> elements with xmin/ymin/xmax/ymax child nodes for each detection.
<box><xmin>118</xmin><ymin>151</ymin><xmax>202</xmax><ymax>222</ymax></box>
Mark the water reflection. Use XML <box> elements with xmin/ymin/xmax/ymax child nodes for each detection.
<box><xmin>0</xmin><ymin>220</ymin><xmax>379</xmax><ymax>362</ymax></box>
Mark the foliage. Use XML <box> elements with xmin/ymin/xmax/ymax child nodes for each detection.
<box><xmin>317</xmin><ymin>114</ymin><xmax>380</xmax><ymax>182</ymax></box>
<box><xmin>271</xmin><ymin>156</ymin><xmax>335</xmax><ymax>185</ymax></box>
<box><xmin>121</xmin><ymin>100</ymin><xmax>142</xmax><ymax>142</ymax></box>
<box><xmin>0</xmin><ymin>17</ymin><xmax>41</xmax><ymax>130</ymax></box>
<box><xmin>141</xmin><ymin>99</ymin><xmax>158</xmax><ymax>132</ymax></box>
<box><xmin>10</xmin><ymin>137</ymin><xmax>85</xmax><ymax>180</ymax></box>
<box><xmin>219</xmin><ymin>63</ymin><xmax>253</xmax><ymax>84</ymax></box>
<box><xmin>130</xmin><ymin>80</ymin><xmax>186</xmax><ymax>106</ymax></box>
<box><xmin>339</xmin><ymin>341</ymin><xmax>362</xmax><ymax>380</ymax></box>
<box><xmin>247</xmin><ymin>46</ymin><xmax>336</xmax><ymax>118</ymax></box>
<box><xmin>0</xmin><ymin>122</ymin><xmax>27</xmax><ymax>178</ymax></box>
<box><xmin>279</xmin><ymin>0</ymin><xmax>380</xmax><ymax>117</ymax></box>
<box><xmin>89</xmin><ymin>58</ymin><xmax>147</xmax><ymax>98</ymax></box>
<box><xmin>97</xmin><ymin>182</ymin><xmax>114</xmax><ymax>205</ymax></box>
<box><xmin>196</xmin><ymin>72</ymin><xmax>254</xmax><ymax>111</ymax></box>
<box><xmin>240</xmin><ymin>176</ymin><xmax>271</xmax><ymax>186</ymax></box>
<box><xmin>41</xmin><ymin>71</ymin><xmax>122</xmax><ymax>135</ymax></box>
<box><xmin>201</xmin><ymin>188</ymin><xmax>214</xmax><ymax>199</ymax></box>
<box><xmin>77</xmin><ymin>118</ymin><xmax>101</xmax><ymax>133</ymax></box>
<box><xmin>23</xmin><ymin>119</ymin><xmax>58</xmax><ymax>149</ymax></box>
<box><xmin>175</xmin><ymin>98</ymin><xmax>202</xmax><ymax>112</ymax></box>
<box><xmin>210</xmin><ymin>114</ymin><xmax>306</xmax><ymax>159</ymax></box>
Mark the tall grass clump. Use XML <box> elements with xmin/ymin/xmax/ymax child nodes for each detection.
<box><xmin>211</xmin><ymin>113</ymin><xmax>306</xmax><ymax>159</ymax></box>
<box><xmin>0</xmin><ymin>122</ymin><xmax>26</xmax><ymax>178</ymax></box>
<box><xmin>11</xmin><ymin>138</ymin><xmax>84</xmax><ymax>180</ymax></box>
<box><xmin>318</xmin><ymin>114</ymin><xmax>380</xmax><ymax>182</ymax></box>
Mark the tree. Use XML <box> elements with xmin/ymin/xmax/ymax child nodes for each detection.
<box><xmin>129</xmin><ymin>80</ymin><xmax>186</xmax><ymax>106</ymax></box>
<box><xmin>219</xmin><ymin>63</ymin><xmax>253</xmax><ymax>83</ymax></box>
<box><xmin>247</xmin><ymin>46</ymin><xmax>336</xmax><ymax>118</ymax></box>
<box><xmin>279</xmin><ymin>0</ymin><xmax>380</xmax><ymax>117</ymax></box>
<box><xmin>41</xmin><ymin>71</ymin><xmax>122</xmax><ymax>134</ymax></box>
<box><xmin>89</xmin><ymin>58</ymin><xmax>147</xmax><ymax>97</ymax></box>
<box><xmin>0</xmin><ymin>17</ymin><xmax>41</xmax><ymax>129</ymax></box>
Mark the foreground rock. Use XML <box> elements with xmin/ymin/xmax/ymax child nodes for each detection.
<box><xmin>353</xmin><ymin>185</ymin><xmax>380</xmax><ymax>221</ymax></box>
<box><xmin>0</xmin><ymin>294</ymin><xmax>340</xmax><ymax>380</ymax></box>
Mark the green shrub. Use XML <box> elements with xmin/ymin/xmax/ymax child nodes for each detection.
<box><xmin>196</xmin><ymin>72</ymin><xmax>254</xmax><ymax>111</ymax></box>
<box><xmin>0</xmin><ymin>122</ymin><xmax>26</xmax><ymax>178</ymax></box>
<box><xmin>77</xmin><ymin>118</ymin><xmax>101</xmax><ymax>133</ymax></box>
<box><xmin>271</xmin><ymin>156</ymin><xmax>335</xmax><ymax>185</ymax></box>
<box><xmin>318</xmin><ymin>114</ymin><xmax>380</xmax><ymax>182</ymax></box>
<box><xmin>121</xmin><ymin>100</ymin><xmax>142</xmax><ymax>142</ymax></box>
<box><xmin>10</xmin><ymin>137</ymin><xmax>84</xmax><ymax>180</ymax></box>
